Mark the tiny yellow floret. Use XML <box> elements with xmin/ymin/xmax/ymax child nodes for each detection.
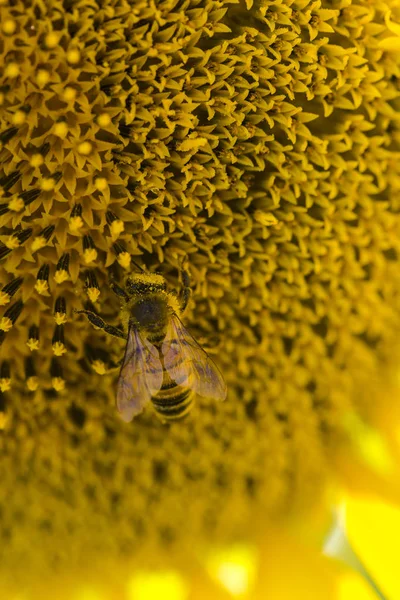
<box><xmin>8</xmin><ymin>197</ymin><xmax>25</xmax><ymax>212</ymax></box>
<box><xmin>32</xmin><ymin>238</ymin><xmax>47</xmax><ymax>253</ymax></box>
<box><xmin>87</xmin><ymin>288</ymin><xmax>100</xmax><ymax>303</ymax></box>
<box><xmin>30</xmin><ymin>154</ymin><xmax>44</xmax><ymax>168</ymax></box>
<box><xmin>117</xmin><ymin>252</ymin><xmax>131</xmax><ymax>269</ymax></box>
<box><xmin>83</xmin><ymin>248</ymin><xmax>98</xmax><ymax>264</ymax></box>
<box><xmin>67</xmin><ymin>49</ymin><xmax>81</xmax><ymax>65</ymax></box>
<box><xmin>0</xmin><ymin>413</ymin><xmax>8</xmax><ymax>430</ymax></box>
<box><xmin>92</xmin><ymin>360</ymin><xmax>107</xmax><ymax>375</ymax></box>
<box><xmin>5</xmin><ymin>63</ymin><xmax>20</xmax><ymax>78</ymax></box>
<box><xmin>2</xmin><ymin>19</ymin><xmax>16</xmax><ymax>35</ymax></box>
<box><xmin>26</xmin><ymin>376</ymin><xmax>39</xmax><ymax>392</ymax></box>
<box><xmin>27</xmin><ymin>339</ymin><xmax>40</xmax><ymax>352</ymax></box>
<box><xmin>110</xmin><ymin>220</ymin><xmax>124</xmax><ymax>238</ymax></box>
<box><xmin>5</xmin><ymin>237</ymin><xmax>20</xmax><ymax>250</ymax></box>
<box><xmin>0</xmin><ymin>379</ymin><xmax>11</xmax><ymax>393</ymax></box>
<box><xmin>0</xmin><ymin>292</ymin><xmax>10</xmax><ymax>306</ymax></box>
<box><xmin>54</xmin><ymin>122</ymin><xmax>68</xmax><ymax>139</ymax></box>
<box><xmin>95</xmin><ymin>178</ymin><xmax>108</xmax><ymax>191</ymax></box>
<box><xmin>64</xmin><ymin>87</ymin><xmax>77</xmax><ymax>101</ymax></box>
<box><xmin>40</xmin><ymin>178</ymin><xmax>56</xmax><ymax>191</ymax></box>
<box><xmin>34</xmin><ymin>281</ymin><xmax>49</xmax><ymax>296</ymax></box>
<box><xmin>36</xmin><ymin>70</ymin><xmax>50</xmax><ymax>87</ymax></box>
<box><xmin>52</xmin><ymin>342</ymin><xmax>67</xmax><ymax>357</ymax></box>
<box><xmin>44</xmin><ymin>32</ymin><xmax>60</xmax><ymax>48</ymax></box>
<box><xmin>0</xmin><ymin>318</ymin><xmax>12</xmax><ymax>332</ymax></box>
<box><xmin>97</xmin><ymin>113</ymin><xmax>112</xmax><ymax>128</ymax></box>
<box><xmin>69</xmin><ymin>216</ymin><xmax>84</xmax><ymax>233</ymax></box>
<box><xmin>78</xmin><ymin>141</ymin><xmax>93</xmax><ymax>155</ymax></box>
<box><xmin>54</xmin><ymin>313</ymin><xmax>68</xmax><ymax>326</ymax></box>
<box><xmin>54</xmin><ymin>270</ymin><xmax>69</xmax><ymax>284</ymax></box>
<box><xmin>12</xmin><ymin>111</ymin><xmax>27</xmax><ymax>126</ymax></box>
<box><xmin>52</xmin><ymin>377</ymin><xmax>65</xmax><ymax>392</ymax></box>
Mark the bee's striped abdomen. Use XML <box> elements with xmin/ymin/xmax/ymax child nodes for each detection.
<box><xmin>151</xmin><ymin>370</ymin><xmax>194</xmax><ymax>422</ymax></box>
<box><xmin>148</xmin><ymin>331</ymin><xmax>194</xmax><ymax>422</ymax></box>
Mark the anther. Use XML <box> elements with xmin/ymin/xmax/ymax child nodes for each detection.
<box><xmin>51</xmin><ymin>359</ymin><xmax>65</xmax><ymax>391</ymax></box>
<box><xmin>0</xmin><ymin>277</ymin><xmax>23</xmax><ymax>306</ymax></box>
<box><xmin>113</xmin><ymin>243</ymin><xmax>131</xmax><ymax>269</ymax></box>
<box><xmin>85</xmin><ymin>271</ymin><xmax>100</xmax><ymax>303</ymax></box>
<box><xmin>0</xmin><ymin>127</ymin><xmax>18</xmax><ymax>146</ymax></box>
<box><xmin>54</xmin><ymin>296</ymin><xmax>67</xmax><ymax>324</ymax></box>
<box><xmin>27</xmin><ymin>325</ymin><xmax>40</xmax><ymax>351</ymax></box>
<box><xmin>55</xmin><ymin>253</ymin><xmax>70</xmax><ymax>283</ymax></box>
<box><xmin>0</xmin><ymin>300</ymin><xmax>23</xmax><ymax>331</ymax></box>
<box><xmin>0</xmin><ymin>362</ymin><xmax>11</xmax><ymax>392</ymax></box>
<box><xmin>31</xmin><ymin>225</ymin><xmax>55</xmax><ymax>252</ymax></box>
<box><xmin>25</xmin><ymin>357</ymin><xmax>38</xmax><ymax>391</ymax></box>
<box><xmin>83</xmin><ymin>235</ymin><xmax>97</xmax><ymax>264</ymax></box>
<box><xmin>52</xmin><ymin>324</ymin><xmax>66</xmax><ymax>356</ymax></box>
<box><xmin>35</xmin><ymin>264</ymin><xmax>50</xmax><ymax>295</ymax></box>
<box><xmin>0</xmin><ymin>170</ymin><xmax>21</xmax><ymax>192</ymax></box>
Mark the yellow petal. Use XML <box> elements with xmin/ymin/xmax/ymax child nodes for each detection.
<box><xmin>345</xmin><ymin>495</ymin><xmax>400</xmax><ymax>598</ymax></box>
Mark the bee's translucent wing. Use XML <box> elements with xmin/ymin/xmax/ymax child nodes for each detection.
<box><xmin>162</xmin><ymin>315</ymin><xmax>227</xmax><ymax>401</ymax></box>
<box><xmin>117</xmin><ymin>327</ymin><xmax>163</xmax><ymax>422</ymax></box>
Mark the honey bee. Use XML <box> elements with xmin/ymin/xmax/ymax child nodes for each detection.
<box><xmin>76</xmin><ymin>269</ymin><xmax>227</xmax><ymax>422</ymax></box>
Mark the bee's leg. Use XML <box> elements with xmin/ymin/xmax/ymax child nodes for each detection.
<box><xmin>179</xmin><ymin>269</ymin><xmax>192</xmax><ymax>313</ymax></box>
<box><xmin>75</xmin><ymin>310</ymin><xmax>127</xmax><ymax>340</ymax></box>
<box><xmin>110</xmin><ymin>281</ymin><xmax>129</xmax><ymax>302</ymax></box>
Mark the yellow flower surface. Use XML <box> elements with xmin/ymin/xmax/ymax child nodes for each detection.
<box><xmin>1</xmin><ymin>0</ymin><xmax>400</xmax><ymax>594</ymax></box>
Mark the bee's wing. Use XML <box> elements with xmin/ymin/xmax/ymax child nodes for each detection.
<box><xmin>162</xmin><ymin>315</ymin><xmax>227</xmax><ymax>401</ymax></box>
<box><xmin>117</xmin><ymin>327</ymin><xmax>163</xmax><ymax>422</ymax></box>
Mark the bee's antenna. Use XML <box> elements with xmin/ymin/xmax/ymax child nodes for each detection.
<box><xmin>131</xmin><ymin>259</ymin><xmax>146</xmax><ymax>273</ymax></box>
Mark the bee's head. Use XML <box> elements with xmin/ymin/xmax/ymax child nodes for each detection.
<box><xmin>125</xmin><ymin>273</ymin><xmax>167</xmax><ymax>296</ymax></box>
